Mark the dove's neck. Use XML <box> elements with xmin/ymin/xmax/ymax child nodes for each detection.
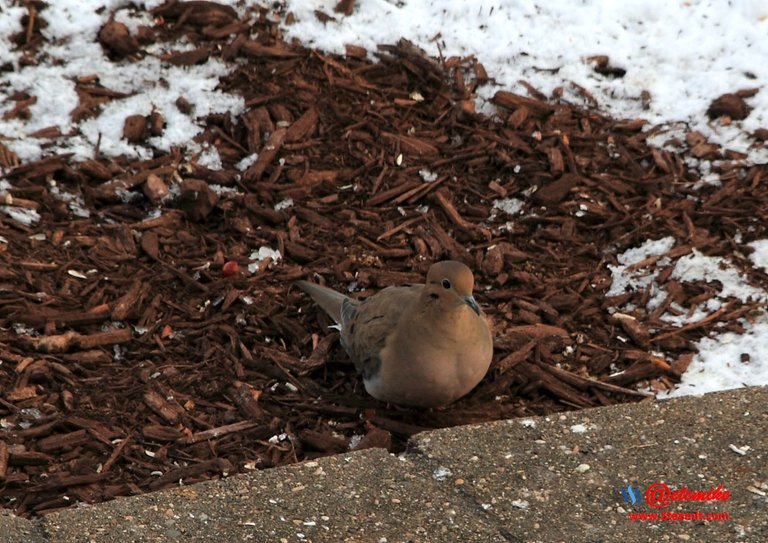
<box><xmin>412</xmin><ymin>301</ymin><xmax>473</xmax><ymax>339</ymax></box>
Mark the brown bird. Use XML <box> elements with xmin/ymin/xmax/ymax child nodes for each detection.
<box><xmin>296</xmin><ymin>260</ymin><xmax>493</xmax><ymax>407</ymax></box>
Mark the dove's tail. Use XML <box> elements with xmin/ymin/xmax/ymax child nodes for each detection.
<box><xmin>295</xmin><ymin>280</ymin><xmax>347</xmax><ymax>324</ymax></box>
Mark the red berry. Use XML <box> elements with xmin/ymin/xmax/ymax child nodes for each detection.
<box><xmin>222</xmin><ymin>261</ymin><xmax>240</xmax><ymax>277</ymax></box>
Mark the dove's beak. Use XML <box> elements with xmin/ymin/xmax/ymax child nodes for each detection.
<box><xmin>464</xmin><ymin>295</ymin><xmax>480</xmax><ymax>316</ymax></box>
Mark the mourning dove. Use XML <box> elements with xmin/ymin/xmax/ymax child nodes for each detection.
<box><xmin>296</xmin><ymin>261</ymin><xmax>493</xmax><ymax>407</ymax></box>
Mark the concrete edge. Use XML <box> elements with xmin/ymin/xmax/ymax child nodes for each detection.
<box><xmin>1</xmin><ymin>386</ymin><xmax>765</xmax><ymax>542</ymax></box>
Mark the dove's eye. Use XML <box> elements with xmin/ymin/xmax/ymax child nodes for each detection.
<box><xmin>441</xmin><ymin>279</ymin><xmax>452</xmax><ymax>289</ymax></box>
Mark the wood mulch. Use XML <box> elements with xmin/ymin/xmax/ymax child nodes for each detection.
<box><xmin>1</xmin><ymin>1</ymin><xmax>767</xmax><ymax>517</ymax></box>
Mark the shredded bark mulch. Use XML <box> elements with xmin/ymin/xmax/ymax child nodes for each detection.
<box><xmin>1</xmin><ymin>2</ymin><xmax>767</xmax><ymax>517</ymax></box>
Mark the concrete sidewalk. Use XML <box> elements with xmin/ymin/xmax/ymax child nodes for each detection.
<box><xmin>2</xmin><ymin>387</ymin><xmax>766</xmax><ymax>542</ymax></box>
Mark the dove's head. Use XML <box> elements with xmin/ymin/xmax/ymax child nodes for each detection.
<box><xmin>424</xmin><ymin>260</ymin><xmax>481</xmax><ymax>315</ymax></box>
